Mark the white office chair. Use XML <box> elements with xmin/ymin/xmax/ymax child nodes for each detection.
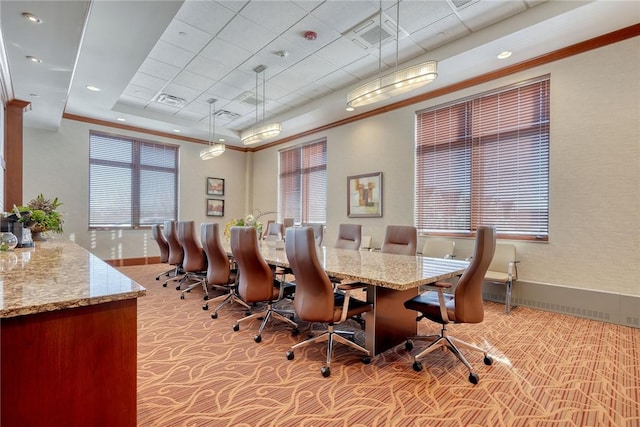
<box><xmin>484</xmin><ymin>243</ymin><xmax>518</xmax><ymax>314</ymax></box>
<box><xmin>421</xmin><ymin>239</ymin><xmax>455</xmax><ymax>259</ymax></box>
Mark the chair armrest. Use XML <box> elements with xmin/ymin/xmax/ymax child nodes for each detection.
<box><xmin>434</xmin><ymin>281</ymin><xmax>453</xmax><ymax>289</ymax></box>
<box><xmin>337</xmin><ymin>282</ymin><xmax>367</xmax><ymax>291</ymax></box>
<box><xmin>508</xmin><ymin>260</ymin><xmax>520</xmax><ymax>280</ymax></box>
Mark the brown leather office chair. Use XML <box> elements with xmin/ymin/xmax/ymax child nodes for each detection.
<box><xmin>285</xmin><ymin>226</ymin><xmax>372</xmax><ymax>377</ymax></box>
<box><xmin>176</xmin><ymin>221</ymin><xmax>208</xmax><ymax>300</ymax></box>
<box><xmin>200</xmin><ymin>223</ymin><xmax>250</xmax><ymax>317</ymax></box>
<box><xmin>151</xmin><ymin>223</ymin><xmax>172</xmax><ymax>281</ymax></box>
<box><xmin>381</xmin><ymin>225</ymin><xmax>417</xmax><ymax>255</ymax></box>
<box><xmin>334</xmin><ymin>223</ymin><xmax>362</xmax><ymax>250</ymax></box>
<box><xmin>230</xmin><ymin>226</ymin><xmax>297</xmax><ymax>343</ymax></box>
<box><xmin>303</xmin><ymin>223</ymin><xmax>324</xmax><ymax>246</ymax></box>
<box><xmin>403</xmin><ymin>225</ymin><xmax>496</xmax><ymax>384</ymax></box>
<box><xmin>161</xmin><ymin>220</ymin><xmax>185</xmax><ymax>287</ymax></box>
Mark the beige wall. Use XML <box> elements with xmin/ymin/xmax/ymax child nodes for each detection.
<box><xmin>22</xmin><ymin>37</ymin><xmax>639</xmax><ymax>299</ymax></box>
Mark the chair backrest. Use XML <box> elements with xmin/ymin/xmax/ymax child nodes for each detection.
<box><xmin>283</xmin><ymin>217</ymin><xmax>294</xmax><ymax>229</ymax></box>
<box><xmin>421</xmin><ymin>239</ymin><xmax>455</xmax><ymax>259</ymax></box>
<box><xmin>201</xmin><ymin>223</ymin><xmax>232</xmax><ymax>286</ymax></box>
<box><xmin>303</xmin><ymin>223</ymin><xmax>324</xmax><ymax>246</ymax></box>
<box><xmin>453</xmin><ymin>225</ymin><xmax>496</xmax><ymax>324</ymax></box>
<box><xmin>163</xmin><ymin>220</ymin><xmax>184</xmax><ymax>266</ymax></box>
<box><xmin>381</xmin><ymin>225</ymin><xmax>417</xmax><ymax>255</ymax></box>
<box><xmin>488</xmin><ymin>243</ymin><xmax>517</xmax><ymax>275</ymax></box>
<box><xmin>151</xmin><ymin>224</ymin><xmax>169</xmax><ymax>263</ymax></box>
<box><xmin>265</xmin><ymin>222</ymin><xmax>284</xmax><ymax>240</ymax></box>
<box><xmin>230</xmin><ymin>226</ymin><xmax>274</xmax><ymax>303</ymax></box>
<box><xmin>334</xmin><ymin>223</ymin><xmax>362</xmax><ymax>250</ymax></box>
<box><xmin>176</xmin><ymin>221</ymin><xmax>207</xmax><ymax>273</ymax></box>
<box><xmin>285</xmin><ymin>227</ymin><xmax>335</xmax><ymax>323</ymax></box>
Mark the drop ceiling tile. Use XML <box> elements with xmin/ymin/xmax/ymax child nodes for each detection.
<box><xmin>341</xmin><ymin>54</ymin><xmax>390</xmax><ymax>80</ymax></box>
<box><xmin>296</xmin><ymin>0</ymin><xmax>324</xmax><ymax>12</ymax></box>
<box><xmin>217</xmin><ymin>15</ymin><xmax>278</xmax><ymax>54</ymax></box>
<box><xmin>315</xmin><ymin>69</ymin><xmax>359</xmax><ymax>91</ymax></box>
<box><xmin>149</xmin><ymin>39</ymin><xmax>196</xmax><ymax>68</ymax></box>
<box><xmin>206</xmin><ymin>81</ymin><xmax>245</xmax><ymax>101</ymax></box>
<box><xmin>130</xmin><ymin>72</ymin><xmax>168</xmax><ymax>91</ymax></box>
<box><xmin>277</xmin><ymin>91</ymin><xmax>311</xmax><ymax>108</ymax></box>
<box><xmin>310</xmin><ymin>0</ymin><xmax>380</xmax><ymax>34</ymax></box>
<box><xmin>185</xmin><ymin>55</ymin><xmax>233</xmax><ymax>81</ymax></box>
<box><xmin>315</xmin><ymin>37</ymin><xmax>369</xmax><ymax>69</ymax></box>
<box><xmin>174</xmin><ymin>109</ymin><xmax>204</xmax><ymax>121</ymax></box>
<box><xmin>218</xmin><ymin>68</ymin><xmax>254</xmax><ymax>92</ymax></box>
<box><xmin>200</xmin><ymin>38</ymin><xmax>252</xmax><ymax>68</ymax></box>
<box><xmin>239</xmin><ymin>1</ymin><xmax>308</xmax><ymax>35</ymax></box>
<box><xmin>174</xmin><ymin>1</ymin><xmax>237</xmax><ymax>35</ymax></box>
<box><xmin>457</xmin><ymin>0</ymin><xmax>528</xmax><ymax>31</ymax></box>
<box><xmin>122</xmin><ymin>83</ymin><xmax>159</xmax><ymax>101</ymax></box>
<box><xmin>391</xmin><ymin>1</ymin><xmax>455</xmax><ymax>34</ymax></box>
<box><xmin>173</xmin><ymin>70</ymin><xmax>216</xmax><ymax>91</ymax></box>
<box><xmin>145</xmin><ymin>102</ymin><xmax>181</xmax><ymax>114</ymax></box>
<box><xmin>118</xmin><ymin>94</ymin><xmax>150</xmax><ymax>107</ymax></box>
<box><xmin>222</xmin><ymin>100</ymin><xmax>256</xmax><ymax>116</ymax></box>
<box><xmin>161</xmin><ymin>18</ymin><xmax>215</xmax><ymax>53</ymax></box>
<box><xmin>412</xmin><ymin>14</ymin><xmax>469</xmax><ymax>51</ymax></box>
<box><xmin>139</xmin><ymin>58</ymin><xmax>180</xmax><ymax>81</ymax></box>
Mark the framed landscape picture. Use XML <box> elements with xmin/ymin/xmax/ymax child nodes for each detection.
<box><xmin>207</xmin><ymin>177</ymin><xmax>224</xmax><ymax>196</ymax></box>
<box><xmin>207</xmin><ymin>199</ymin><xmax>224</xmax><ymax>217</ymax></box>
<box><xmin>347</xmin><ymin>172</ymin><xmax>383</xmax><ymax>218</ymax></box>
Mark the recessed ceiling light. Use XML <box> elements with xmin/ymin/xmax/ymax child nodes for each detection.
<box><xmin>116</xmin><ymin>117</ymin><xmax>126</xmax><ymax>122</ymax></box>
<box><xmin>22</xmin><ymin>13</ymin><xmax>43</xmax><ymax>24</ymax></box>
<box><xmin>86</xmin><ymin>85</ymin><xmax>101</xmax><ymax>92</ymax></box>
<box><xmin>26</xmin><ymin>56</ymin><xmax>42</xmax><ymax>63</ymax></box>
<box><xmin>173</xmin><ymin>129</ymin><xmax>180</xmax><ymax>133</ymax></box>
<box><xmin>345</xmin><ymin>106</ymin><xmax>355</xmax><ymax>112</ymax></box>
<box><xmin>218</xmin><ymin>138</ymin><xmax>225</xmax><ymax>142</ymax></box>
<box><xmin>497</xmin><ymin>50</ymin><xmax>512</xmax><ymax>60</ymax></box>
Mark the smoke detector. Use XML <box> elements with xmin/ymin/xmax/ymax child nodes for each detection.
<box><xmin>304</xmin><ymin>31</ymin><xmax>317</xmax><ymax>40</ymax></box>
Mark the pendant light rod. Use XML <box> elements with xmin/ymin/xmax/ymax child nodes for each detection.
<box><xmin>240</xmin><ymin>65</ymin><xmax>282</xmax><ymax>145</ymax></box>
<box><xmin>200</xmin><ymin>98</ymin><xmax>225</xmax><ymax>159</ymax></box>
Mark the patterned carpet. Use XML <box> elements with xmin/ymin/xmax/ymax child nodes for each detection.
<box><xmin>122</xmin><ymin>264</ymin><xmax>640</xmax><ymax>427</ymax></box>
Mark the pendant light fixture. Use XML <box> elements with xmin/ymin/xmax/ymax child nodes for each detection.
<box><xmin>200</xmin><ymin>98</ymin><xmax>225</xmax><ymax>160</ymax></box>
<box><xmin>346</xmin><ymin>0</ymin><xmax>438</xmax><ymax>109</ymax></box>
<box><xmin>240</xmin><ymin>65</ymin><xmax>282</xmax><ymax>145</ymax></box>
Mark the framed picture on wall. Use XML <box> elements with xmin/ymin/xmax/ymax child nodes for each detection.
<box><xmin>207</xmin><ymin>177</ymin><xmax>224</xmax><ymax>196</ymax></box>
<box><xmin>207</xmin><ymin>198</ymin><xmax>224</xmax><ymax>217</ymax></box>
<box><xmin>347</xmin><ymin>172</ymin><xmax>383</xmax><ymax>218</ymax></box>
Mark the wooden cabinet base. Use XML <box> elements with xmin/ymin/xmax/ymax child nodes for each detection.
<box><xmin>1</xmin><ymin>299</ymin><xmax>137</xmax><ymax>427</ymax></box>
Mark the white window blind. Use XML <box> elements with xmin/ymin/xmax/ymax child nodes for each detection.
<box><xmin>415</xmin><ymin>76</ymin><xmax>550</xmax><ymax>240</ymax></box>
<box><xmin>279</xmin><ymin>139</ymin><xmax>327</xmax><ymax>225</ymax></box>
<box><xmin>89</xmin><ymin>131</ymin><xmax>178</xmax><ymax>229</ymax></box>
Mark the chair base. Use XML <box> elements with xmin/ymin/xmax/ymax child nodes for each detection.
<box><xmin>233</xmin><ymin>303</ymin><xmax>298</xmax><ymax>342</ymax></box>
<box><xmin>406</xmin><ymin>323</ymin><xmax>492</xmax><ymax>384</ymax></box>
<box><xmin>204</xmin><ymin>288</ymin><xmax>251</xmax><ymax>318</ymax></box>
<box><xmin>178</xmin><ymin>274</ymin><xmax>208</xmax><ymax>300</ymax></box>
<box><xmin>286</xmin><ymin>324</ymin><xmax>371</xmax><ymax>377</ymax></box>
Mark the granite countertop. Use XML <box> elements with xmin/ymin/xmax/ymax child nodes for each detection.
<box><xmin>0</xmin><ymin>239</ymin><xmax>146</xmax><ymax>318</ymax></box>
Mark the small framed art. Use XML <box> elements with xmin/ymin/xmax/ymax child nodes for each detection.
<box><xmin>207</xmin><ymin>199</ymin><xmax>224</xmax><ymax>217</ymax></box>
<box><xmin>207</xmin><ymin>177</ymin><xmax>224</xmax><ymax>196</ymax></box>
<box><xmin>347</xmin><ymin>172</ymin><xmax>383</xmax><ymax>218</ymax></box>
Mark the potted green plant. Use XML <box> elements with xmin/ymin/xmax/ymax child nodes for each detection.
<box><xmin>15</xmin><ymin>194</ymin><xmax>64</xmax><ymax>240</ymax></box>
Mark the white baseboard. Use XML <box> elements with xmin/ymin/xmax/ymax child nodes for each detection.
<box><xmin>482</xmin><ymin>281</ymin><xmax>640</xmax><ymax>328</ymax></box>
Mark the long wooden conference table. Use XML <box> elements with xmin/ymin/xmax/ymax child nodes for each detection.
<box><xmin>229</xmin><ymin>240</ymin><xmax>469</xmax><ymax>356</ymax></box>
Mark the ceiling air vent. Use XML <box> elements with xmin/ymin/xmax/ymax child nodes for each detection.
<box><xmin>214</xmin><ymin>110</ymin><xmax>240</xmax><ymax>120</ymax></box>
<box><xmin>344</xmin><ymin>11</ymin><xmax>408</xmax><ymax>51</ymax></box>
<box><xmin>154</xmin><ymin>93</ymin><xmax>186</xmax><ymax>107</ymax></box>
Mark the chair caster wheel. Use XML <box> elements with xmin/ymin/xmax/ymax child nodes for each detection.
<box><xmin>254</xmin><ymin>335</ymin><xmax>262</xmax><ymax>343</ymax></box>
<box><xmin>469</xmin><ymin>373</ymin><xmax>479</xmax><ymax>384</ymax></box>
<box><xmin>412</xmin><ymin>361</ymin><xmax>423</xmax><ymax>372</ymax></box>
<box><xmin>156</xmin><ymin>277</ymin><xmax>160</xmax><ymax>281</ymax></box>
<box><xmin>163</xmin><ymin>283</ymin><xmax>167</xmax><ymax>288</ymax></box>
<box><xmin>180</xmin><ymin>294</ymin><xmax>185</xmax><ymax>300</ymax></box>
<box><xmin>232</xmin><ymin>324</ymin><xmax>239</xmax><ymax>332</ymax></box>
<box><xmin>245</xmin><ymin>310</ymin><xmax>252</xmax><ymax>316</ymax></box>
<box><xmin>175</xmin><ymin>286</ymin><xmax>181</xmax><ymax>291</ymax></box>
<box><xmin>405</xmin><ymin>340</ymin><xmax>413</xmax><ymax>351</ymax></box>
<box><xmin>291</xmin><ymin>328</ymin><xmax>299</xmax><ymax>336</ymax></box>
<box><xmin>484</xmin><ymin>355</ymin><xmax>493</xmax><ymax>365</ymax></box>
<box><xmin>362</xmin><ymin>357</ymin><xmax>371</xmax><ymax>365</ymax></box>
<box><xmin>211</xmin><ymin>312</ymin><xmax>218</xmax><ymax>319</ymax></box>
<box><xmin>203</xmin><ymin>295</ymin><xmax>209</xmax><ymax>301</ymax></box>
<box><xmin>202</xmin><ymin>304</ymin><xmax>209</xmax><ymax>311</ymax></box>
<box><xmin>321</xmin><ymin>366</ymin><xmax>331</xmax><ymax>377</ymax></box>
<box><xmin>286</xmin><ymin>351</ymin><xmax>294</xmax><ymax>360</ymax></box>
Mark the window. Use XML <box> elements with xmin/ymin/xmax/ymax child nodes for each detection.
<box><xmin>415</xmin><ymin>76</ymin><xmax>550</xmax><ymax>241</ymax></box>
<box><xmin>89</xmin><ymin>131</ymin><xmax>178</xmax><ymax>229</ymax></box>
<box><xmin>279</xmin><ymin>139</ymin><xmax>327</xmax><ymax>225</ymax></box>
